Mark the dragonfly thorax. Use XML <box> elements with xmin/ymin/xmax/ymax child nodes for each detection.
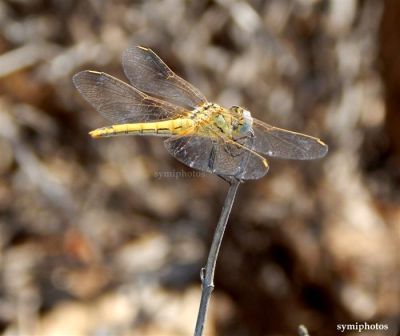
<box><xmin>193</xmin><ymin>103</ymin><xmax>254</xmax><ymax>138</ymax></box>
<box><xmin>191</xmin><ymin>103</ymin><xmax>219</xmax><ymax>121</ymax></box>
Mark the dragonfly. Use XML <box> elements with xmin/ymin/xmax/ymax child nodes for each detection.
<box><xmin>73</xmin><ymin>46</ymin><xmax>328</xmax><ymax>180</ymax></box>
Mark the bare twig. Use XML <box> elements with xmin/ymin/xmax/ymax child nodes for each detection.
<box><xmin>194</xmin><ymin>178</ymin><xmax>241</xmax><ymax>336</ymax></box>
<box><xmin>298</xmin><ymin>325</ymin><xmax>310</xmax><ymax>336</ymax></box>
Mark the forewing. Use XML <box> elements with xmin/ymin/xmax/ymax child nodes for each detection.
<box><xmin>122</xmin><ymin>46</ymin><xmax>207</xmax><ymax>109</ymax></box>
<box><xmin>73</xmin><ymin>70</ymin><xmax>187</xmax><ymax>123</ymax></box>
<box><xmin>252</xmin><ymin>119</ymin><xmax>328</xmax><ymax>160</ymax></box>
<box><xmin>164</xmin><ymin>133</ymin><xmax>269</xmax><ymax>180</ymax></box>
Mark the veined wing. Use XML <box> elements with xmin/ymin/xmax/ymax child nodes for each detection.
<box><xmin>122</xmin><ymin>46</ymin><xmax>207</xmax><ymax>110</ymax></box>
<box><xmin>73</xmin><ymin>70</ymin><xmax>188</xmax><ymax>123</ymax></box>
<box><xmin>164</xmin><ymin>126</ymin><xmax>269</xmax><ymax>180</ymax></box>
<box><xmin>252</xmin><ymin>118</ymin><xmax>328</xmax><ymax>160</ymax></box>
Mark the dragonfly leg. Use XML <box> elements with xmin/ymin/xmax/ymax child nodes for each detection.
<box><xmin>218</xmin><ymin>174</ymin><xmax>243</xmax><ymax>184</ymax></box>
<box><xmin>234</xmin><ymin>134</ymin><xmax>256</xmax><ymax>180</ymax></box>
<box><xmin>224</xmin><ymin>144</ymin><xmax>242</xmax><ymax>157</ymax></box>
<box><xmin>207</xmin><ymin>143</ymin><xmax>217</xmax><ymax>173</ymax></box>
<box><xmin>233</xmin><ymin>129</ymin><xmax>255</xmax><ymax>141</ymax></box>
<box><xmin>210</xmin><ymin>143</ymin><xmax>242</xmax><ymax>182</ymax></box>
<box><xmin>228</xmin><ymin>130</ymin><xmax>255</xmax><ymax>157</ymax></box>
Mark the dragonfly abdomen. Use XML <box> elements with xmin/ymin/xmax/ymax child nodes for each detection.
<box><xmin>89</xmin><ymin>118</ymin><xmax>195</xmax><ymax>138</ymax></box>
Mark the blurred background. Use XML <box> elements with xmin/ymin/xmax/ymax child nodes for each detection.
<box><xmin>0</xmin><ymin>0</ymin><xmax>399</xmax><ymax>335</ymax></box>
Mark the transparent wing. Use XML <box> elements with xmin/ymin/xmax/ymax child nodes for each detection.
<box><xmin>73</xmin><ymin>70</ymin><xmax>188</xmax><ymax>123</ymax></box>
<box><xmin>164</xmin><ymin>130</ymin><xmax>269</xmax><ymax>180</ymax></box>
<box><xmin>122</xmin><ymin>46</ymin><xmax>208</xmax><ymax>110</ymax></box>
<box><xmin>252</xmin><ymin>119</ymin><xmax>328</xmax><ymax>160</ymax></box>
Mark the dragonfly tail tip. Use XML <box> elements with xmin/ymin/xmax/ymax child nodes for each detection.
<box><xmin>89</xmin><ymin>130</ymin><xmax>100</xmax><ymax>138</ymax></box>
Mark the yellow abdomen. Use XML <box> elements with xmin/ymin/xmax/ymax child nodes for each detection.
<box><xmin>89</xmin><ymin>118</ymin><xmax>195</xmax><ymax>138</ymax></box>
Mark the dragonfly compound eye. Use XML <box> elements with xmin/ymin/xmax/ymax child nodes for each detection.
<box><xmin>238</xmin><ymin>109</ymin><xmax>253</xmax><ymax>134</ymax></box>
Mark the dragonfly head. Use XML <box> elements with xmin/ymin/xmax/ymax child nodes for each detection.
<box><xmin>229</xmin><ymin>106</ymin><xmax>253</xmax><ymax>136</ymax></box>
